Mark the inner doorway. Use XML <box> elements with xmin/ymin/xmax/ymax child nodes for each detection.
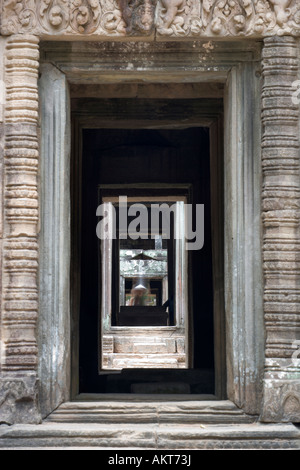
<box><xmin>99</xmin><ymin>189</ymin><xmax>189</xmax><ymax>371</ymax></box>
<box><xmin>78</xmin><ymin>125</ymin><xmax>216</xmax><ymax>394</ymax></box>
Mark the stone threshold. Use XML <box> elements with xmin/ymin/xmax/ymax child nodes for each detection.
<box><xmin>0</xmin><ymin>422</ymin><xmax>299</xmax><ymax>450</ymax></box>
<box><xmin>45</xmin><ymin>395</ymin><xmax>255</xmax><ymax>425</ymax></box>
<box><xmin>76</xmin><ymin>393</ymin><xmax>219</xmax><ymax>401</ymax></box>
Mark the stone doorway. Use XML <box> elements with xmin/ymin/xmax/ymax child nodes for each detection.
<box><xmin>78</xmin><ymin>125</ymin><xmax>216</xmax><ymax>394</ymax></box>
<box><xmin>0</xmin><ymin>2</ymin><xmax>299</xmax><ymax>435</ymax></box>
<box><xmin>37</xmin><ymin>41</ymin><xmax>264</xmax><ymax>420</ymax></box>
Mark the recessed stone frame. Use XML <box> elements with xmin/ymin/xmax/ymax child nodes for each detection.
<box><xmin>33</xmin><ymin>39</ymin><xmax>265</xmax><ymax>421</ymax></box>
<box><xmin>2</xmin><ymin>36</ymin><xmax>298</xmax><ymax>425</ymax></box>
<box><xmin>68</xmin><ymin>91</ymin><xmax>227</xmax><ymax>401</ymax></box>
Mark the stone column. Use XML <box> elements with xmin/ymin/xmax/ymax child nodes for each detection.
<box><xmin>261</xmin><ymin>36</ymin><xmax>300</xmax><ymax>422</ymax></box>
<box><xmin>224</xmin><ymin>61</ymin><xmax>264</xmax><ymax>415</ymax></box>
<box><xmin>0</xmin><ymin>35</ymin><xmax>41</xmax><ymax>424</ymax></box>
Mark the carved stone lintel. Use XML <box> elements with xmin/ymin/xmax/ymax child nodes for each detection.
<box><xmin>0</xmin><ymin>0</ymin><xmax>156</xmax><ymax>37</ymax></box>
<box><xmin>261</xmin><ymin>35</ymin><xmax>300</xmax><ymax>423</ymax></box>
<box><xmin>0</xmin><ymin>0</ymin><xmax>299</xmax><ymax>38</ymax></box>
<box><xmin>157</xmin><ymin>0</ymin><xmax>300</xmax><ymax>38</ymax></box>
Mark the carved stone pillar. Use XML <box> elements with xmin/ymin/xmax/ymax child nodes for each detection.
<box><xmin>0</xmin><ymin>35</ymin><xmax>41</xmax><ymax>424</ymax></box>
<box><xmin>261</xmin><ymin>36</ymin><xmax>300</xmax><ymax>422</ymax></box>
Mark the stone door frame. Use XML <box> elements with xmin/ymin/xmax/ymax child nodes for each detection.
<box><xmin>0</xmin><ymin>35</ymin><xmax>299</xmax><ymax>424</ymax></box>
<box><xmin>37</xmin><ymin>40</ymin><xmax>264</xmax><ymax>418</ymax></box>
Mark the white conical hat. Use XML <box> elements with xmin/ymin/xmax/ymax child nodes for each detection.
<box><xmin>133</xmin><ymin>284</ymin><xmax>148</xmax><ymax>290</ymax></box>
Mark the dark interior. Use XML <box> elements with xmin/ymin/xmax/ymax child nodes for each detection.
<box><xmin>78</xmin><ymin>127</ymin><xmax>215</xmax><ymax>394</ymax></box>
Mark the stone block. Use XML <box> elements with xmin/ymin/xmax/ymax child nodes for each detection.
<box><xmin>102</xmin><ymin>336</ymin><xmax>114</xmax><ymax>354</ymax></box>
<box><xmin>176</xmin><ymin>338</ymin><xmax>185</xmax><ymax>354</ymax></box>
<box><xmin>0</xmin><ymin>375</ymin><xmax>41</xmax><ymax>425</ymax></box>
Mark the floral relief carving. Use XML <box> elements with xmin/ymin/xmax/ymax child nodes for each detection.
<box><xmin>157</xmin><ymin>0</ymin><xmax>202</xmax><ymax>36</ymax></box>
<box><xmin>0</xmin><ymin>1</ymin><xmax>300</xmax><ymax>43</ymax></box>
<box><xmin>207</xmin><ymin>0</ymin><xmax>254</xmax><ymax>36</ymax></box>
<box><xmin>2</xmin><ymin>0</ymin><xmax>37</xmax><ymax>34</ymax></box>
<box><xmin>101</xmin><ymin>8</ymin><xmax>125</xmax><ymax>34</ymax></box>
<box><xmin>0</xmin><ymin>0</ymin><xmax>156</xmax><ymax>36</ymax></box>
<box><xmin>38</xmin><ymin>0</ymin><xmax>69</xmax><ymax>31</ymax></box>
<box><xmin>156</xmin><ymin>0</ymin><xmax>300</xmax><ymax>37</ymax></box>
<box><xmin>268</xmin><ymin>0</ymin><xmax>291</xmax><ymax>26</ymax></box>
<box><xmin>70</xmin><ymin>0</ymin><xmax>101</xmax><ymax>34</ymax></box>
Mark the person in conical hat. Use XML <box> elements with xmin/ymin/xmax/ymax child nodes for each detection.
<box><xmin>129</xmin><ymin>283</ymin><xmax>149</xmax><ymax>306</ymax></box>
